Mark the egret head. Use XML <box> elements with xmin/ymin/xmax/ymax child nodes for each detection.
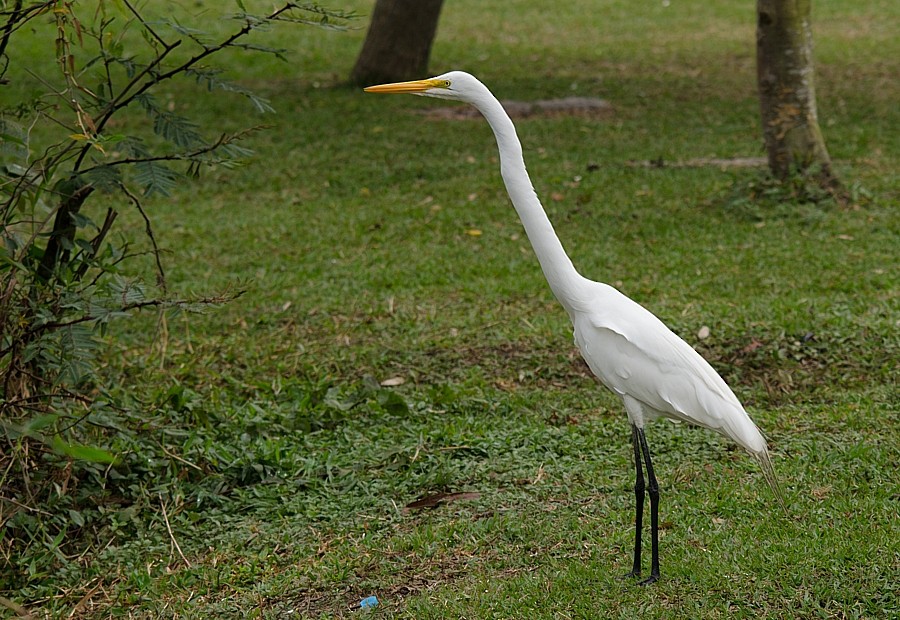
<box><xmin>364</xmin><ymin>71</ymin><xmax>483</xmax><ymax>103</ymax></box>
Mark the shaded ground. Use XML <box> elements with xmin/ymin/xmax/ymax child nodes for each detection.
<box><xmin>421</xmin><ymin>97</ymin><xmax>614</xmax><ymax>120</ymax></box>
<box><xmin>422</xmin><ymin>99</ymin><xmax>769</xmax><ymax>171</ymax></box>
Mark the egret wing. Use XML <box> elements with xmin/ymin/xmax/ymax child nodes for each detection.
<box><xmin>572</xmin><ymin>284</ymin><xmax>766</xmax><ymax>453</ymax></box>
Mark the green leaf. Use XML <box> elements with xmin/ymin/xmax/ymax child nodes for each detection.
<box><xmin>0</xmin><ymin>118</ymin><xmax>29</xmax><ymax>160</ymax></box>
<box><xmin>0</xmin><ymin>244</ymin><xmax>28</xmax><ymax>272</ymax></box>
<box><xmin>83</xmin><ymin>164</ymin><xmax>122</xmax><ymax>193</ymax></box>
<box><xmin>51</xmin><ymin>436</ymin><xmax>117</xmax><ymax>464</ymax></box>
<box><xmin>186</xmin><ymin>68</ymin><xmax>276</xmax><ymax>113</ymax></box>
<box><xmin>152</xmin><ymin>111</ymin><xmax>204</xmax><ymax>148</ymax></box>
<box><xmin>24</xmin><ymin>414</ymin><xmax>58</xmax><ymax>434</ymax></box>
<box><xmin>70</xmin><ymin>212</ymin><xmax>97</xmax><ymax>230</ymax></box>
<box><xmin>136</xmin><ymin>94</ymin><xmax>204</xmax><ymax>148</ymax></box>
<box><xmin>157</xmin><ymin>17</ymin><xmax>209</xmax><ymax>41</ymax></box>
<box><xmin>376</xmin><ymin>389</ymin><xmax>409</xmax><ymax>416</ymax></box>
<box><xmin>68</xmin><ymin>509</ymin><xmax>85</xmax><ymax>527</ymax></box>
<box><xmin>134</xmin><ymin>160</ymin><xmax>180</xmax><ymax>196</ymax></box>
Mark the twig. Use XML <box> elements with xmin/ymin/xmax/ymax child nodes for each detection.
<box><xmin>14</xmin><ymin>292</ymin><xmax>237</xmax><ymax>338</ymax></box>
<box><xmin>76</xmin><ymin>128</ymin><xmax>263</xmax><ymax>178</ymax></box>
<box><xmin>121</xmin><ymin>0</ymin><xmax>169</xmax><ymax>47</ymax></box>
<box><xmin>0</xmin><ymin>381</ymin><xmax>94</xmax><ymax>412</ymax></box>
<box><xmin>85</xmin><ymin>1</ymin><xmax>298</xmax><ymax>156</ymax></box>
<box><xmin>0</xmin><ymin>495</ymin><xmax>53</xmax><ymax>517</ymax></box>
<box><xmin>0</xmin><ymin>286</ymin><xmax>243</xmax><ymax>359</ymax></box>
<box><xmin>0</xmin><ymin>596</ymin><xmax>33</xmax><ymax>619</ymax></box>
<box><xmin>67</xmin><ymin>577</ymin><xmax>104</xmax><ymax>619</ymax></box>
<box><xmin>73</xmin><ymin>207</ymin><xmax>118</xmax><ymax>281</ymax></box>
<box><xmin>159</xmin><ymin>444</ymin><xmax>204</xmax><ymax>473</ymax></box>
<box><xmin>119</xmin><ymin>183</ymin><xmax>166</xmax><ymax>291</ymax></box>
<box><xmin>624</xmin><ymin>156</ymin><xmax>768</xmax><ymax>169</ymax></box>
<box><xmin>159</xmin><ymin>494</ymin><xmax>191</xmax><ymax>567</ymax></box>
<box><xmin>156</xmin><ymin>308</ymin><xmax>168</xmax><ymax>369</ymax></box>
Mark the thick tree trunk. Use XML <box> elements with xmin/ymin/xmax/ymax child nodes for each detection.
<box><xmin>350</xmin><ymin>0</ymin><xmax>444</xmax><ymax>86</ymax></box>
<box><xmin>756</xmin><ymin>0</ymin><xmax>837</xmax><ymax>186</ymax></box>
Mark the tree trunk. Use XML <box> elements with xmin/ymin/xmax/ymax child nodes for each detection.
<box><xmin>756</xmin><ymin>0</ymin><xmax>837</xmax><ymax>186</ymax></box>
<box><xmin>350</xmin><ymin>0</ymin><xmax>444</xmax><ymax>86</ymax></box>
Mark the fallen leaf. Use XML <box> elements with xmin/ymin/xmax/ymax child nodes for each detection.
<box><xmin>812</xmin><ymin>485</ymin><xmax>832</xmax><ymax>500</ymax></box>
<box><xmin>465</xmin><ymin>228</ymin><xmax>482</xmax><ymax>236</ymax></box>
<box><xmin>697</xmin><ymin>325</ymin><xmax>710</xmax><ymax>339</ymax></box>
<box><xmin>380</xmin><ymin>376</ymin><xmax>405</xmax><ymax>387</ymax></box>
<box><xmin>402</xmin><ymin>492</ymin><xmax>481</xmax><ymax>513</ymax></box>
<box><xmin>742</xmin><ymin>339</ymin><xmax>764</xmax><ymax>353</ymax></box>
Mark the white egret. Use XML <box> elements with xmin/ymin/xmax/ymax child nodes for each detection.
<box><xmin>365</xmin><ymin>71</ymin><xmax>782</xmax><ymax>585</ymax></box>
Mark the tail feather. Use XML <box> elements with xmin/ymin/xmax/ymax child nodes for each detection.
<box><xmin>754</xmin><ymin>449</ymin><xmax>787</xmax><ymax>513</ymax></box>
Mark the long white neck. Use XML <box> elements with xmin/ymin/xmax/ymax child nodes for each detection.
<box><xmin>472</xmin><ymin>92</ymin><xmax>585</xmax><ymax>313</ymax></box>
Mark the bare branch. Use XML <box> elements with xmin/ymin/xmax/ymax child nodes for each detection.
<box><xmin>76</xmin><ymin>127</ymin><xmax>264</xmax><ymax>178</ymax></box>
<box><xmin>16</xmin><ymin>291</ymin><xmax>243</xmax><ymax>340</ymax></box>
<box><xmin>119</xmin><ymin>183</ymin><xmax>166</xmax><ymax>291</ymax></box>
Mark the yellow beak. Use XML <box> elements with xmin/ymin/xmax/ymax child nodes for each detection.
<box><xmin>364</xmin><ymin>78</ymin><xmax>444</xmax><ymax>94</ymax></box>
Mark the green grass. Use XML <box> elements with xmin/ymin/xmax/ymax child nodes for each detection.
<box><xmin>3</xmin><ymin>0</ymin><xmax>899</xmax><ymax>617</ymax></box>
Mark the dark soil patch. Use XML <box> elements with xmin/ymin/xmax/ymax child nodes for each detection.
<box><xmin>697</xmin><ymin>330</ymin><xmax>897</xmax><ymax>406</ymax></box>
<box><xmin>415</xmin><ymin>340</ymin><xmax>595</xmax><ymax>390</ymax></box>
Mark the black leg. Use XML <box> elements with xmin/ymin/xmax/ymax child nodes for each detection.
<box><xmin>637</xmin><ymin>428</ymin><xmax>660</xmax><ymax>585</ymax></box>
<box><xmin>626</xmin><ymin>424</ymin><xmax>645</xmax><ymax>579</ymax></box>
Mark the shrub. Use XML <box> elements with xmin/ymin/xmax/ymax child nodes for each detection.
<box><xmin>0</xmin><ymin>0</ymin><xmax>352</xmax><ymax>593</ymax></box>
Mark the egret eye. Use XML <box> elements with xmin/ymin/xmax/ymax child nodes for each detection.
<box><xmin>439</xmin><ymin>80</ymin><xmax>451</xmax><ymax>88</ymax></box>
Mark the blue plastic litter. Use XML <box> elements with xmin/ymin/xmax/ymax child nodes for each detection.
<box><xmin>360</xmin><ymin>595</ymin><xmax>379</xmax><ymax>609</ymax></box>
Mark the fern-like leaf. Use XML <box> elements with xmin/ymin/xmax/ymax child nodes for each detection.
<box><xmin>135</xmin><ymin>93</ymin><xmax>205</xmax><ymax>148</ymax></box>
<box><xmin>0</xmin><ymin>117</ymin><xmax>29</xmax><ymax>162</ymax></box>
<box><xmin>133</xmin><ymin>160</ymin><xmax>179</xmax><ymax>196</ymax></box>
<box><xmin>186</xmin><ymin>67</ymin><xmax>275</xmax><ymax>113</ymax></box>
<box><xmin>82</xmin><ymin>164</ymin><xmax>121</xmax><ymax>193</ymax></box>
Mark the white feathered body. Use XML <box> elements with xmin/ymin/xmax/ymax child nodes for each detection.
<box><xmin>567</xmin><ymin>280</ymin><xmax>768</xmax><ymax>456</ymax></box>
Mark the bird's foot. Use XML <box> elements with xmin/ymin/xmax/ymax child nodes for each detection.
<box><xmin>637</xmin><ymin>573</ymin><xmax>659</xmax><ymax>586</ymax></box>
<box><xmin>621</xmin><ymin>570</ymin><xmax>641</xmax><ymax>580</ymax></box>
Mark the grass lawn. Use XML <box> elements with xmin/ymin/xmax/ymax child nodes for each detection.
<box><xmin>2</xmin><ymin>0</ymin><xmax>898</xmax><ymax>617</ymax></box>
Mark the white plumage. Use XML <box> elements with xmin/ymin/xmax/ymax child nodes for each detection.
<box><xmin>571</xmin><ymin>281</ymin><xmax>768</xmax><ymax>453</ymax></box>
<box><xmin>366</xmin><ymin>71</ymin><xmax>781</xmax><ymax>584</ymax></box>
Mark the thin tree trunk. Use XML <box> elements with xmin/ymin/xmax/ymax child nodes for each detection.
<box><xmin>350</xmin><ymin>0</ymin><xmax>444</xmax><ymax>86</ymax></box>
<box><xmin>756</xmin><ymin>0</ymin><xmax>837</xmax><ymax>187</ymax></box>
